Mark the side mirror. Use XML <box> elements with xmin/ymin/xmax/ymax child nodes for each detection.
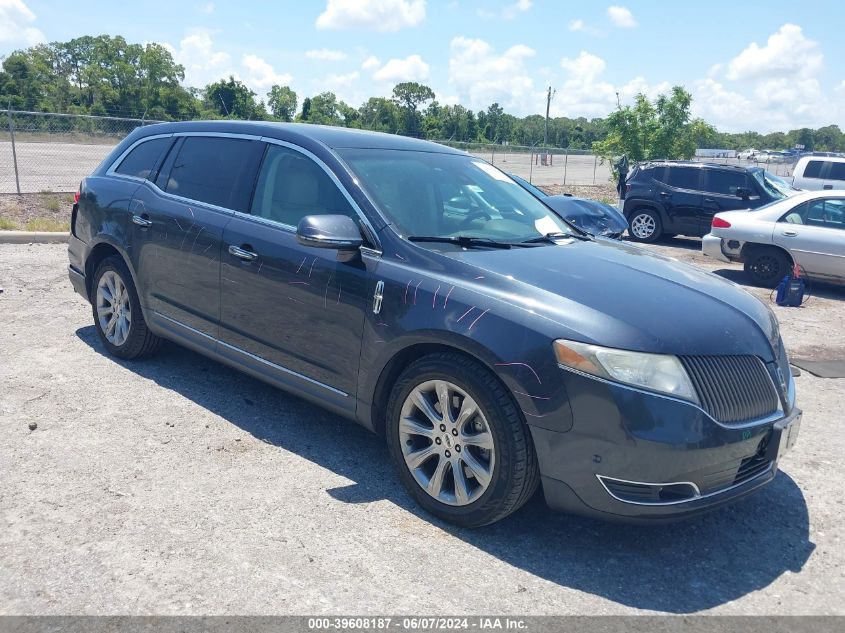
<box><xmin>296</xmin><ymin>214</ymin><xmax>363</xmax><ymax>262</ymax></box>
<box><xmin>735</xmin><ymin>187</ymin><xmax>751</xmax><ymax>199</ymax></box>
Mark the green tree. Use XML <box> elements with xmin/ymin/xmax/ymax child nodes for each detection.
<box><xmin>593</xmin><ymin>86</ymin><xmax>701</xmax><ymax>162</ymax></box>
<box><xmin>360</xmin><ymin>97</ymin><xmax>400</xmax><ymax>133</ymax></box>
<box><xmin>205</xmin><ymin>76</ymin><xmax>263</xmax><ymax>119</ymax></box>
<box><xmin>267</xmin><ymin>85</ymin><xmax>297</xmax><ymax>121</ymax></box>
<box><xmin>392</xmin><ymin>81</ymin><xmax>435</xmax><ymax>137</ymax></box>
<box><xmin>306</xmin><ymin>91</ymin><xmax>343</xmax><ymax>126</ymax></box>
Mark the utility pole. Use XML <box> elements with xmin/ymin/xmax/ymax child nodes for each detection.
<box><xmin>543</xmin><ymin>86</ymin><xmax>555</xmax><ymax>147</ymax></box>
<box><xmin>615</xmin><ymin>91</ymin><xmax>621</xmax><ymax>109</ymax></box>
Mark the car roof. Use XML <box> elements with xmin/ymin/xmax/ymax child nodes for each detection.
<box><xmin>797</xmin><ymin>154</ymin><xmax>845</xmax><ymax>164</ymax></box>
<box><xmin>134</xmin><ymin>120</ymin><xmax>465</xmax><ymax>154</ymax></box>
<box><xmin>637</xmin><ymin>160</ymin><xmax>753</xmax><ymax>173</ymax></box>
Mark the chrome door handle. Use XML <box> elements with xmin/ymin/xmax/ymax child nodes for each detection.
<box><xmin>704</xmin><ymin>198</ymin><xmax>714</xmax><ymax>203</ymax></box>
<box><xmin>781</xmin><ymin>230</ymin><xmax>798</xmax><ymax>237</ymax></box>
<box><xmin>132</xmin><ymin>214</ymin><xmax>152</xmax><ymax>228</ymax></box>
<box><xmin>228</xmin><ymin>245</ymin><xmax>258</xmax><ymax>261</ymax></box>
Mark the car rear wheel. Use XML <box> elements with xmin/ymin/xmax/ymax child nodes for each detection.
<box><xmin>92</xmin><ymin>256</ymin><xmax>161</xmax><ymax>359</ymax></box>
<box><xmin>628</xmin><ymin>209</ymin><xmax>662</xmax><ymax>242</ymax></box>
<box><xmin>385</xmin><ymin>352</ymin><xmax>539</xmax><ymax>527</ymax></box>
<box><xmin>744</xmin><ymin>247</ymin><xmax>791</xmax><ymax>288</ymax></box>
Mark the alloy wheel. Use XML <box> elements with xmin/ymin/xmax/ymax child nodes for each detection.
<box><xmin>399</xmin><ymin>379</ymin><xmax>496</xmax><ymax>506</ymax></box>
<box><xmin>631</xmin><ymin>213</ymin><xmax>656</xmax><ymax>239</ymax></box>
<box><xmin>95</xmin><ymin>270</ymin><xmax>132</xmax><ymax>347</ymax></box>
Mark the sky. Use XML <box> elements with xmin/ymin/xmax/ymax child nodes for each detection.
<box><xmin>2</xmin><ymin>0</ymin><xmax>844</xmax><ymax>133</ymax></box>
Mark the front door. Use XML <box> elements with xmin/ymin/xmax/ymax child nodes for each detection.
<box><xmin>218</xmin><ymin>142</ymin><xmax>369</xmax><ymax>402</ymax></box>
<box><xmin>775</xmin><ymin>198</ymin><xmax>845</xmax><ymax>278</ymax></box>
<box><xmin>700</xmin><ymin>168</ymin><xmax>753</xmax><ymax>235</ymax></box>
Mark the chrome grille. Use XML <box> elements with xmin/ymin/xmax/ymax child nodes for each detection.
<box><xmin>679</xmin><ymin>355</ymin><xmax>780</xmax><ymax>425</ymax></box>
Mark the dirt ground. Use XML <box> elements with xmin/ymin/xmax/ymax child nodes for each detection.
<box><xmin>0</xmin><ymin>193</ymin><xmax>73</xmax><ymax>231</ymax></box>
<box><xmin>0</xmin><ymin>239</ymin><xmax>843</xmax><ymax>616</ymax></box>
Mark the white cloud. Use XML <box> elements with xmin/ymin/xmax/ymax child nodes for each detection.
<box><xmin>569</xmin><ymin>19</ymin><xmax>585</xmax><ymax>31</ymax></box>
<box><xmin>323</xmin><ymin>71</ymin><xmax>360</xmax><ymax>90</ymax></box>
<box><xmin>568</xmin><ymin>17</ymin><xmax>603</xmax><ymax>36</ymax></box>
<box><xmin>725</xmin><ymin>23</ymin><xmax>822</xmax><ymax>81</ymax></box>
<box><xmin>242</xmin><ymin>54</ymin><xmax>292</xmax><ymax>93</ymax></box>
<box><xmin>448</xmin><ymin>37</ymin><xmax>539</xmax><ymax>112</ymax></box>
<box><xmin>361</xmin><ymin>55</ymin><xmax>381</xmax><ymax>71</ymax></box>
<box><xmin>316</xmin><ymin>0</ymin><xmax>425</xmax><ymax>32</ymax></box>
<box><xmin>0</xmin><ymin>0</ymin><xmax>44</xmax><ymax>47</ymax></box>
<box><xmin>372</xmin><ymin>54</ymin><xmax>430</xmax><ymax>83</ymax></box>
<box><xmin>165</xmin><ymin>30</ymin><xmax>233</xmax><ymax>88</ymax></box>
<box><xmin>199</xmin><ymin>2</ymin><xmax>214</xmax><ymax>14</ymax></box>
<box><xmin>306</xmin><ymin>48</ymin><xmax>348</xmax><ymax>61</ymax></box>
<box><xmin>607</xmin><ymin>6</ymin><xmax>637</xmax><ymax>28</ymax></box>
<box><xmin>478</xmin><ymin>0</ymin><xmax>533</xmax><ymax>21</ymax></box>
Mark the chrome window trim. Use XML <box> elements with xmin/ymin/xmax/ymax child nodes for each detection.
<box><xmin>105</xmin><ymin>133</ymin><xmax>174</xmax><ymax>179</ymax></box>
<box><xmin>558</xmin><ymin>362</ymin><xmax>785</xmax><ymax>429</ymax></box>
<box><xmin>154</xmin><ymin>311</ymin><xmax>348</xmax><ymax>397</ymax></box>
<box><xmin>596</xmin><ymin>467</ymin><xmax>773</xmax><ymax>507</ymax></box>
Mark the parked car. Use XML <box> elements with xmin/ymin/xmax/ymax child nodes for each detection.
<box><xmin>703</xmin><ymin>190</ymin><xmax>845</xmax><ymax>286</ymax></box>
<box><xmin>508</xmin><ymin>173</ymin><xmax>628</xmax><ymax>238</ymax></box>
<box><xmin>791</xmin><ymin>155</ymin><xmax>845</xmax><ymax>191</ymax></box>
<box><xmin>68</xmin><ymin>121</ymin><xmax>800</xmax><ymax>526</ymax></box>
<box><xmin>738</xmin><ymin>149</ymin><xmax>758</xmax><ymax>160</ymax></box>
<box><xmin>623</xmin><ymin>160</ymin><xmax>799</xmax><ymax>242</ymax></box>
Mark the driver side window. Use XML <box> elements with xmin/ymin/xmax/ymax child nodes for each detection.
<box><xmin>250</xmin><ymin>144</ymin><xmax>356</xmax><ymax>227</ymax></box>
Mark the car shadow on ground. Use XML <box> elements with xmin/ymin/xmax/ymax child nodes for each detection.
<box><xmin>77</xmin><ymin>326</ymin><xmax>815</xmax><ymax>614</ymax></box>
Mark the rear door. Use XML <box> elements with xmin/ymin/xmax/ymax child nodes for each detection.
<box><xmin>218</xmin><ymin>141</ymin><xmax>370</xmax><ymax>402</ymax></box>
<box><xmin>129</xmin><ymin>134</ymin><xmax>264</xmax><ymax>339</ymax></box>
<box><xmin>700</xmin><ymin>168</ymin><xmax>752</xmax><ymax>235</ymax></box>
<box><xmin>774</xmin><ymin>198</ymin><xmax>845</xmax><ymax>278</ymax></box>
<box><xmin>661</xmin><ymin>167</ymin><xmax>703</xmax><ymax>234</ymax></box>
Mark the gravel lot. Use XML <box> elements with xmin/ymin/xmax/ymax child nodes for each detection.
<box><xmin>1</xmin><ymin>241</ymin><xmax>843</xmax><ymax>615</ymax></box>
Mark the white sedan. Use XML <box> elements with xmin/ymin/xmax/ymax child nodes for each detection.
<box><xmin>702</xmin><ymin>190</ymin><xmax>845</xmax><ymax>286</ymax></box>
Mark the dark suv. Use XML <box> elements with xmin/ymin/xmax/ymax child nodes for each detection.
<box><xmin>68</xmin><ymin>122</ymin><xmax>800</xmax><ymax>526</ymax></box>
<box><xmin>623</xmin><ymin>161</ymin><xmax>798</xmax><ymax>242</ymax></box>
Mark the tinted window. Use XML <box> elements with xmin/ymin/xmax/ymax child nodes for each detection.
<box><xmin>828</xmin><ymin>162</ymin><xmax>845</xmax><ymax>181</ymax></box>
<box><xmin>648</xmin><ymin>166</ymin><xmax>669</xmax><ymax>184</ymax></box>
<box><xmin>802</xmin><ymin>160</ymin><xmax>824</xmax><ymax>179</ymax></box>
<box><xmin>667</xmin><ymin>167</ymin><xmax>701</xmax><ymax>190</ymax></box>
<box><xmin>164</xmin><ymin>137</ymin><xmax>261</xmax><ymax>211</ymax></box>
<box><xmin>702</xmin><ymin>169</ymin><xmax>748</xmax><ymax>196</ymax></box>
<box><xmin>115</xmin><ymin>137</ymin><xmax>171</xmax><ymax>179</ymax></box>
<box><xmin>250</xmin><ymin>144</ymin><xmax>356</xmax><ymax>226</ymax></box>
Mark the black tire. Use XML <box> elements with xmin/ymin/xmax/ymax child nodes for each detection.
<box><xmin>628</xmin><ymin>208</ymin><xmax>663</xmax><ymax>243</ymax></box>
<box><xmin>744</xmin><ymin>247</ymin><xmax>792</xmax><ymax>288</ymax></box>
<box><xmin>91</xmin><ymin>256</ymin><xmax>162</xmax><ymax>359</ymax></box>
<box><xmin>385</xmin><ymin>352</ymin><xmax>539</xmax><ymax>527</ymax></box>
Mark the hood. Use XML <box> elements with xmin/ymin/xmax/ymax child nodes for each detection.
<box><xmin>544</xmin><ymin>196</ymin><xmax>628</xmax><ymax>237</ymax></box>
<box><xmin>445</xmin><ymin>239</ymin><xmax>779</xmax><ymax>359</ymax></box>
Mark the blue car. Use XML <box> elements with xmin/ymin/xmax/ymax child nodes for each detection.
<box><xmin>509</xmin><ymin>173</ymin><xmax>628</xmax><ymax>239</ymax></box>
<box><xmin>68</xmin><ymin>122</ymin><xmax>800</xmax><ymax>526</ymax></box>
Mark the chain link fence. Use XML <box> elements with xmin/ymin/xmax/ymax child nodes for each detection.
<box><xmin>1</xmin><ymin>109</ymin><xmax>798</xmax><ymax>195</ymax></box>
<box><xmin>1</xmin><ymin>110</ymin><xmax>164</xmax><ymax>194</ymax></box>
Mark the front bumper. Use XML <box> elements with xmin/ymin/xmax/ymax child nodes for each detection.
<box><xmin>701</xmin><ymin>233</ymin><xmax>732</xmax><ymax>263</ymax></box>
<box><xmin>533</xmin><ymin>368</ymin><xmax>800</xmax><ymax>522</ymax></box>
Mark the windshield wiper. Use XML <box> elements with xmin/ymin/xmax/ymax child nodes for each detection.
<box><xmin>408</xmin><ymin>235</ymin><xmax>512</xmax><ymax>249</ymax></box>
<box><xmin>520</xmin><ymin>231</ymin><xmax>593</xmax><ymax>244</ymax></box>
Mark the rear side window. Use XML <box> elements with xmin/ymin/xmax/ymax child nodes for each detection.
<box><xmin>828</xmin><ymin>162</ymin><xmax>845</xmax><ymax>181</ymax></box>
<box><xmin>786</xmin><ymin>199</ymin><xmax>845</xmax><ymax>229</ymax></box>
<box><xmin>115</xmin><ymin>137</ymin><xmax>171</xmax><ymax>179</ymax></box>
<box><xmin>164</xmin><ymin>137</ymin><xmax>262</xmax><ymax>211</ymax></box>
<box><xmin>802</xmin><ymin>160</ymin><xmax>824</xmax><ymax>179</ymax></box>
<box><xmin>667</xmin><ymin>167</ymin><xmax>701</xmax><ymax>191</ymax></box>
<box><xmin>250</xmin><ymin>144</ymin><xmax>356</xmax><ymax>226</ymax></box>
<box><xmin>646</xmin><ymin>166</ymin><xmax>669</xmax><ymax>184</ymax></box>
<box><xmin>702</xmin><ymin>169</ymin><xmax>748</xmax><ymax>196</ymax></box>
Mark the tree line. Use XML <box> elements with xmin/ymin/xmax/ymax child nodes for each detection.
<box><xmin>2</xmin><ymin>35</ymin><xmax>843</xmax><ymax>156</ymax></box>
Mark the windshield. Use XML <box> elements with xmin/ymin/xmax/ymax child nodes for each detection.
<box><xmin>337</xmin><ymin>149</ymin><xmax>574</xmax><ymax>242</ymax></box>
<box><xmin>752</xmin><ymin>170</ymin><xmax>794</xmax><ymax>199</ymax></box>
<box><xmin>508</xmin><ymin>173</ymin><xmax>548</xmax><ymax>199</ymax></box>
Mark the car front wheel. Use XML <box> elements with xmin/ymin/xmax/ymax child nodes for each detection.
<box><xmin>386</xmin><ymin>352</ymin><xmax>539</xmax><ymax>527</ymax></box>
<box><xmin>628</xmin><ymin>209</ymin><xmax>662</xmax><ymax>242</ymax></box>
<box><xmin>92</xmin><ymin>256</ymin><xmax>161</xmax><ymax>359</ymax></box>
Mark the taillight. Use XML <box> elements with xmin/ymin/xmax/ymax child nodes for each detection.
<box><xmin>73</xmin><ymin>190</ymin><xmax>80</xmax><ymax>204</ymax></box>
<box><xmin>712</xmin><ymin>217</ymin><xmax>731</xmax><ymax>228</ymax></box>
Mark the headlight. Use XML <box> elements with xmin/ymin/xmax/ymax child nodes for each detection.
<box><xmin>553</xmin><ymin>339</ymin><xmax>699</xmax><ymax>403</ymax></box>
